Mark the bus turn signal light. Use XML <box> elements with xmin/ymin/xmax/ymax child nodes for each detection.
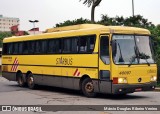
<box><xmin>113</xmin><ymin>77</ymin><xmax>118</xmax><ymax>84</ymax></box>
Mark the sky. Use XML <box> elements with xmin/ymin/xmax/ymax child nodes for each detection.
<box><xmin>0</xmin><ymin>0</ymin><xmax>160</xmax><ymax>31</ymax></box>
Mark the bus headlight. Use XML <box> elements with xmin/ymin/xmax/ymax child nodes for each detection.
<box><xmin>151</xmin><ymin>76</ymin><xmax>157</xmax><ymax>81</ymax></box>
<box><xmin>118</xmin><ymin>78</ymin><xmax>127</xmax><ymax>84</ymax></box>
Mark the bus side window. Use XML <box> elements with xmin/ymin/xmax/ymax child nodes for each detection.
<box><xmin>71</xmin><ymin>37</ymin><xmax>79</xmax><ymax>53</ymax></box>
<box><xmin>8</xmin><ymin>43</ymin><xmax>13</xmax><ymax>54</ymax></box>
<box><xmin>35</xmin><ymin>41</ymin><xmax>42</xmax><ymax>54</ymax></box>
<box><xmin>79</xmin><ymin>37</ymin><xmax>87</xmax><ymax>53</ymax></box>
<box><xmin>63</xmin><ymin>38</ymin><xmax>71</xmax><ymax>53</ymax></box>
<box><xmin>19</xmin><ymin>42</ymin><xmax>23</xmax><ymax>54</ymax></box>
<box><xmin>56</xmin><ymin>39</ymin><xmax>62</xmax><ymax>53</ymax></box>
<box><xmin>79</xmin><ymin>35</ymin><xmax>96</xmax><ymax>53</ymax></box>
<box><xmin>42</xmin><ymin>40</ymin><xmax>47</xmax><ymax>53</ymax></box>
<box><xmin>28</xmin><ymin>41</ymin><xmax>35</xmax><ymax>54</ymax></box>
<box><xmin>48</xmin><ymin>39</ymin><xmax>54</xmax><ymax>53</ymax></box>
<box><xmin>100</xmin><ymin>36</ymin><xmax>110</xmax><ymax>64</ymax></box>
<box><xmin>23</xmin><ymin>42</ymin><xmax>29</xmax><ymax>54</ymax></box>
<box><xmin>2</xmin><ymin>43</ymin><xmax>8</xmax><ymax>55</ymax></box>
<box><xmin>88</xmin><ymin>36</ymin><xmax>96</xmax><ymax>52</ymax></box>
<box><xmin>12</xmin><ymin>43</ymin><xmax>19</xmax><ymax>54</ymax></box>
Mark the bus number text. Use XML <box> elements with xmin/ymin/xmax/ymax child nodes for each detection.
<box><xmin>119</xmin><ymin>71</ymin><xmax>131</xmax><ymax>75</ymax></box>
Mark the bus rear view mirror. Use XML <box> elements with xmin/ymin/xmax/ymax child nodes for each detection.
<box><xmin>111</xmin><ymin>40</ymin><xmax>117</xmax><ymax>57</ymax></box>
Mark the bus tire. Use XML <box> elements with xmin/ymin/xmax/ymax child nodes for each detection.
<box><xmin>81</xmin><ymin>78</ymin><xmax>96</xmax><ymax>97</ymax></box>
<box><xmin>27</xmin><ymin>73</ymin><xmax>36</xmax><ymax>89</ymax></box>
<box><xmin>17</xmin><ymin>72</ymin><xmax>26</xmax><ymax>87</ymax></box>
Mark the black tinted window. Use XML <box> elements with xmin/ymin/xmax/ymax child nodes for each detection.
<box><xmin>19</xmin><ymin>42</ymin><xmax>23</xmax><ymax>54</ymax></box>
<box><xmin>42</xmin><ymin>40</ymin><xmax>47</xmax><ymax>53</ymax></box>
<box><xmin>79</xmin><ymin>35</ymin><xmax>95</xmax><ymax>53</ymax></box>
<box><xmin>100</xmin><ymin>36</ymin><xmax>110</xmax><ymax>64</ymax></box>
<box><xmin>2</xmin><ymin>43</ymin><xmax>8</xmax><ymax>55</ymax></box>
<box><xmin>35</xmin><ymin>41</ymin><xmax>42</xmax><ymax>53</ymax></box>
<box><xmin>13</xmin><ymin>43</ymin><xmax>19</xmax><ymax>54</ymax></box>
<box><xmin>28</xmin><ymin>41</ymin><xmax>35</xmax><ymax>54</ymax></box>
<box><xmin>63</xmin><ymin>38</ymin><xmax>72</xmax><ymax>53</ymax></box>
<box><xmin>71</xmin><ymin>38</ymin><xmax>79</xmax><ymax>53</ymax></box>
<box><xmin>48</xmin><ymin>39</ymin><xmax>61</xmax><ymax>53</ymax></box>
<box><xmin>23</xmin><ymin>42</ymin><xmax>29</xmax><ymax>54</ymax></box>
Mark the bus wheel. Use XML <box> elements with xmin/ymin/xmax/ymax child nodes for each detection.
<box><xmin>27</xmin><ymin>73</ymin><xmax>36</xmax><ymax>89</ymax></box>
<box><xmin>81</xmin><ymin>78</ymin><xmax>96</xmax><ymax>97</ymax></box>
<box><xmin>17</xmin><ymin>73</ymin><xmax>25</xmax><ymax>87</ymax></box>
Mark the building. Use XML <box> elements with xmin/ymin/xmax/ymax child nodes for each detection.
<box><xmin>0</xmin><ymin>15</ymin><xmax>19</xmax><ymax>32</ymax></box>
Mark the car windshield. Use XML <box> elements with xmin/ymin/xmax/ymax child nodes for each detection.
<box><xmin>112</xmin><ymin>35</ymin><xmax>155</xmax><ymax>65</ymax></box>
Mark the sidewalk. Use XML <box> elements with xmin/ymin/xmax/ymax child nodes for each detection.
<box><xmin>155</xmin><ymin>87</ymin><xmax>160</xmax><ymax>91</ymax></box>
<box><xmin>0</xmin><ymin>75</ymin><xmax>8</xmax><ymax>82</ymax></box>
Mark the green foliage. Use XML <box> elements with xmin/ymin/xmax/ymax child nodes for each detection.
<box><xmin>0</xmin><ymin>31</ymin><xmax>29</xmax><ymax>47</ymax></box>
<box><xmin>24</xmin><ymin>31</ymin><xmax>29</xmax><ymax>35</ymax></box>
<box><xmin>55</xmin><ymin>18</ymin><xmax>91</xmax><ymax>27</ymax></box>
<box><xmin>98</xmin><ymin>14</ymin><xmax>155</xmax><ymax>28</ymax></box>
<box><xmin>149</xmin><ymin>25</ymin><xmax>160</xmax><ymax>66</ymax></box>
<box><xmin>0</xmin><ymin>32</ymin><xmax>12</xmax><ymax>47</ymax></box>
<box><xmin>157</xmin><ymin>82</ymin><xmax>160</xmax><ymax>87</ymax></box>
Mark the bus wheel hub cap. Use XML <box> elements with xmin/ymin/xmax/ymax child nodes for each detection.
<box><xmin>85</xmin><ymin>82</ymin><xmax>94</xmax><ymax>93</ymax></box>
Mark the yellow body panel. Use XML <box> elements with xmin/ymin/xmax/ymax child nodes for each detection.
<box><xmin>111</xmin><ymin>64</ymin><xmax>157</xmax><ymax>84</ymax></box>
<box><xmin>2</xmin><ymin>54</ymin><xmax>98</xmax><ymax>79</ymax></box>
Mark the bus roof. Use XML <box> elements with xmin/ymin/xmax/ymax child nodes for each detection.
<box><xmin>3</xmin><ymin>24</ymin><xmax>150</xmax><ymax>43</ymax></box>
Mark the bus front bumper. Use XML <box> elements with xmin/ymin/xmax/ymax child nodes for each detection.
<box><xmin>112</xmin><ymin>82</ymin><xmax>157</xmax><ymax>94</ymax></box>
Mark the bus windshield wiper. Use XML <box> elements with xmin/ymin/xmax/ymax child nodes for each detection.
<box><xmin>128</xmin><ymin>55</ymin><xmax>136</xmax><ymax>67</ymax></box>
<box><xmin>139</xmin><ymin>53</ymin><xmax>150</xmax><ymax>66</ymax></box>
<box><xmin>128</xmin><ymin>46</ymin><xmax>139</xmax><ymax>67</ymax></box>
<box><xmin>135</xmin><ymin>44</ymin><xmax>150</xmax><ymax>66</ymax></box>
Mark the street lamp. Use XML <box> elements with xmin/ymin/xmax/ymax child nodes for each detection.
<box><xmin>132</xmin><ymin>0</ymin><xmax>135</xmax><ymax>17</ymax></box>
<box><xmin>29</xmin><ymin>20</ymin><xmax>39</xmax><ymax>34</ymax></box>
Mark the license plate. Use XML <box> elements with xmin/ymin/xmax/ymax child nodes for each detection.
<box><xmin>135</xmin><ymin>88</ymin><xmax>142</xmax><ymax>91</ymax></box>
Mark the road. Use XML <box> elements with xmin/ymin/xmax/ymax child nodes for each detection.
<box><xmin>0</xmin><ymin>76</ymin><xmax>160</xmax><ymax>114</ymax></box>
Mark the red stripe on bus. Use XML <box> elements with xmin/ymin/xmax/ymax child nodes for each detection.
<box><xmin>73</xmin><ymin>69</ymin><xmax>78</xmax><ymax>76</ymax></box>
<box><xmin>77</xmin><ymin>72</ymin><xmax>80</xmax><ymax>76</ymax></box>
<box><xmin>11</xmin><ymin>57</ymin><xmax>17</xmax><ymax>71</ymax></box>
<box><xmin>13</xmin><ymin>60</ymin><xmax>19</xmax><ymax>71</ymax></box>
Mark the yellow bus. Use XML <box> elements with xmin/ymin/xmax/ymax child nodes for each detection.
<box><xmin>2</xmin><ymin>24</ymin><xmax>157</xmax><ymax>97</ymax></box>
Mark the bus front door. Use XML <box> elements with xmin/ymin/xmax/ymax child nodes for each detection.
<box><xmin>98</xmin><ymin>35</ymin><xmax>111</xmax><ymax>94</ymax></box>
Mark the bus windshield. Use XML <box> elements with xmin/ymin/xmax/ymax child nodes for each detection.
<box><xmin>112</xmin><ymin>35</ymin><xmax>155</xmax><ymax>65</ymax></box>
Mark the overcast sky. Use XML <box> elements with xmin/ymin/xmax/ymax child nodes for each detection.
<box><xmin>0</xmin><ymin>0</ymin><xmax>160</xmax><ymax>31</ymax></box>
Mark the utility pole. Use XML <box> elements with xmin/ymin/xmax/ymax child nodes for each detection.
<box><xmin>132</xmin><ymin>0</ymin><xmax>135</xmax><ymax>17</ymax></box>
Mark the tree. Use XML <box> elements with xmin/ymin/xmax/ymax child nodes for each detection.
<box><xmin>0</xmin><ymin>32</ymin><xmax>12</xmax><ymax>47</ymax></box>
<box><xmin>55</xmin><ymin>18</ymin><xmax>91</xmax><ymax>27</ymax></box>
<box><xmin>80</xmin><ymin>0</ymin><xmax>102</xmax><ymax>23</ymax></box>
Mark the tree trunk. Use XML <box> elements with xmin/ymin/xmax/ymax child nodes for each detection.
<box><xmin>91</xmin><ymin>0</ymin><xmax>102</xmax><ymax>23</ymax></box>
<box><xmin>91</xmin><ymin>5</ymin><xmax>95</xmax><ymax>23</ymax></box>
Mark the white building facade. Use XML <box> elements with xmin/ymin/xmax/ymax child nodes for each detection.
<box><xmin>0</xmin><ymin>15</ymin><xmax>19</xmax><ymax>32</ymax></box>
